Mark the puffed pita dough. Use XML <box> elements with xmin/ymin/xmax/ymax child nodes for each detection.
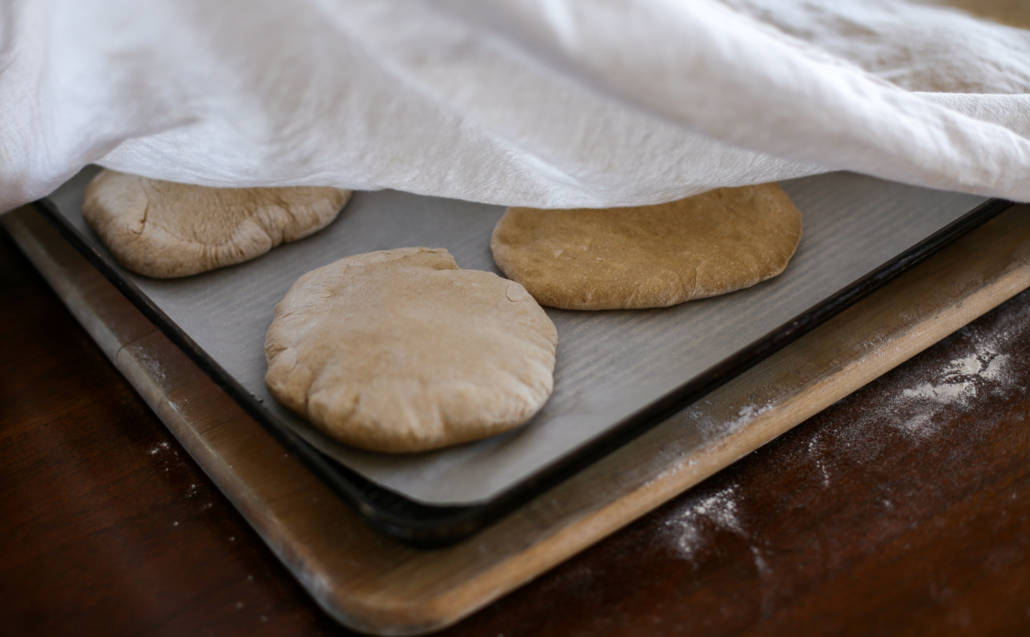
<box><xmin>264</xmin><ymin>247</ymin><xmax>557</xmax><ymax>453</ymax></box>
<box><xmin>490</xmin><ymin>183</ymin><xmax>802</xmax><ymax>310</ymax></box>
<box><xmin>82</xmin><ymin>169</ymin><xmax>351</xmax><ymax>278</ymax></box>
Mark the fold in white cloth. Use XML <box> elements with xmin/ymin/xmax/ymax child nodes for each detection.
<box><xmin>1</xmin><ymin>0</ymin><xmax>1028</xmax><ymax>213</ymax></box>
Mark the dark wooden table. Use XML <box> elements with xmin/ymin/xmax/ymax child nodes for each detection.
<box><xmin>3</xmin><ymin>226</ymin><xmax>1029</xmax><ymax>637</ymax></box>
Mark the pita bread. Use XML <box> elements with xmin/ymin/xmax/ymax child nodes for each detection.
<box><xmin>490</xmin><ymin>183</ymin><xmax>802</xmax><ymax>310</ymax></box>
<box><xmin>264</xmin><ymin>247</ymin><xmax>557</xmax><ymax>453</ymax></box>
<box><xmin>82</xmin><ymin>169</ymin><xmax>350</xmax><ymax>277</ymax></box>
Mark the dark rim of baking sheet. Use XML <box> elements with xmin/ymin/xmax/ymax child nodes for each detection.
<box><xmin>33</xmin><ymin>194</ymin><xmax>1013</xmax><ymax>547</ymax></box>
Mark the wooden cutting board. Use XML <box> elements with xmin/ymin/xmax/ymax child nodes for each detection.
<box><xmin>5</xmin><ymin>202</ymin><xmax>1030</xmax><ymax>635</ymax></box>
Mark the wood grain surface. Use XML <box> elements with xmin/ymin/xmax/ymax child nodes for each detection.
<box><xmin>3</xmin><ymin>222</ymin><xmax>1030</xmax><ymax>635</ymax></box>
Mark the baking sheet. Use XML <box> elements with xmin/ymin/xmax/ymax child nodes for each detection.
<box><xmin>46</xmin><ymin>169</ymin><xmax>986</xmax><ymax>505</ymax></box>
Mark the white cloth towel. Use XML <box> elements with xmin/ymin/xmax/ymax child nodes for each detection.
<box><xmin>1</xmin><ymin>0</ymin><xmax>1029</xmax><ymax>212</ymax></box>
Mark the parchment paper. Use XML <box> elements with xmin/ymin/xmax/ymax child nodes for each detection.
<box><xmin>47</xmin><ymin>170</ymin><xmax>985</xmax><ymax>505</ymax></box>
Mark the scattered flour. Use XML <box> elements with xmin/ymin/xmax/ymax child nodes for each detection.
<box><xmin>652</xmin><ymin>299</ymin><xmax>1028</xmax><ymax>599</ymax></box>
<box><xmin>979</xmin><ymin>353</ymin><xmax>1010</xmax><ymax>383</ymax></box>
<box><xmin>947</xmin><ymin>353</ymin><xmax>980</xmax><ymax>376</ymax></box>
<box><xmin>662</xmin><ymin>484</ymin><xmax>743</xmax><ymax>560</ymax></box>
<box><xmin>662</xmin><ymin>483</ymin><xmax>775</xmax><ymax>586</ymax></box>
<box><xmin>726</xmin><ymin>403</ymin><xmax>773</xmax><ymax>431</ymax></box>
<box><xmin>686</xmin><ymin>400</ymin><xmax>774</xmax><ymax>438</ymax></box>
<box><xmin>901</xmin><ymin>380</ymin><xmax>974</xmax><ymax>406</ymax></box>
<box><xmin>133</xmin><ymin>348</ymin><xmax>167</xmax><ymax>383</ymax></box>
<box><xmin>900</xmin><ymin>351</ymin><xmax>1011</xmax><ymax>408</ymax></box>
<box><xmin>884</xmin><ymin>337</ymin><xmax>1017</xmax><ymax>438</ymax></box>
<box><xmin>147</xmin><ymin>441</ymin><xmax>171</xmax><ymax>456</ymax></box>
<box><xmin>144</xmin><ymin>440</ymin><xmax>181</xmax><ymax>476</ymax></box>
<box><xmin>808</xmin><ymin>435</ymin><xmax>832</xmax><ymax>488</ymax></box>
<box><xmin>841</xmin><ymin>299</ymin><xmax>1030</xmax><ymax>445</ymax></box>
<box><xmin>750</xmin><ymin>545</ymin><xmax>772</xmax><ymax>579</ymax></box>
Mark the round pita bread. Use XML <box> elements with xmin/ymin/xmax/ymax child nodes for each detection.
<box><xmin>264</xmin><ymin>247</ymin><xmax>557</xmax><ymax>453</ymax></box>
<box><xmin>490</xmin><ymin>183</ymin><xmax>802</xmax><ymax>310</ymax></box>
<box><xmin>82</xmin><ymin>169</ymin><xmax>351</xmax><ymax>278</ymax></box>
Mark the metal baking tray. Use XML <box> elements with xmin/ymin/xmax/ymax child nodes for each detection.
<box><xmin>40</xmin><ymin>167</ymin><xmax>1009</xmax><ymax>544</ymax></box>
